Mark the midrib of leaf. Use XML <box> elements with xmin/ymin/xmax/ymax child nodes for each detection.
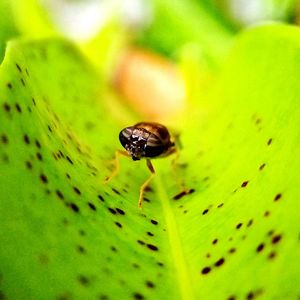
<box><xmin>155</xmin><ymin>175</ymin><xmax>195</xmax><ymax>300</ymax></box>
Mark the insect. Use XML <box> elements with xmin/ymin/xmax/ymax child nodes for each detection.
<box><xmin>105</xmin><ymin>122</ymin><xmax>176</xmax><ymax>208</ymax></box>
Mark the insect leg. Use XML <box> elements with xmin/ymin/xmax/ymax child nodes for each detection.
<box><xmin>104</xmin><ymin>150</ymin><xmax>129</xmax><ymax>184</ymax></box>
<box><xmin>138</xmin><ymin>159</ymin><xmax>156</xmax><ymax>208</ymax></box>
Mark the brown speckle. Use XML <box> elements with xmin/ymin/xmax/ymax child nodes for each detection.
<box><xmin>272</xmin><ymin>234</ymin><xmax>282</xmax><ymax>244</ymax></box>
<box><xmin>214</xmin><ymin>258</ymin><xmax>225</xmax><ymax>267</ymax></box>
<box><xmin>241</xmin><ymin>181</ymin><xmax>249</xmax><ymax>187</ymax></box>
<box><xmin>274</xmin><ymin>193</ymin><xmax>282</xmax><ymax>202</ymax></box>
<box><xmin>147</xmin><ymin>244</ymin><xmax>158</xmax><ymax>251</ymax></box>
<box><xmin>201</xmin><ymin>267</ymin><xmax>211</xmax><ymax>275</ymax></box>
<box><xmin>256</xmin><ymin>243</ymin><xmax>264</xmax><ymax>252</ymax></box>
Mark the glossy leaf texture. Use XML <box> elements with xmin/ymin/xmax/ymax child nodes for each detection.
<box><xmin>0</xmin><ymin>24</ymin><xmax>300</xmax><ymax>300</ymax></box>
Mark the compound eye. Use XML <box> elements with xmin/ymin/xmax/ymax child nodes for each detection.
<box><xmin>119</xmin><ymin>127</ymin><xmax>133</xmax><ymax>148</ymax></box>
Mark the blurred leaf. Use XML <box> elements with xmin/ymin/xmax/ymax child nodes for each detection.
<box><xmin>0</xmin><ymin>24</ymin><xmax>300</xmax><ymax>300</ymax></box>
<box><xmin>215</xmin><ymin>0</ymin><xmax>299</xmax><ymax>27</ymax></box>
<box><xmin>0</xmin><ymin>0</ymin><xmax>18</xmax><ymax>62</ymax></box>
<box><xmin>136</xmin><ymin>0</ymin><xmax>235</xmax><ymax>67</ymax></box>
<box><xmin>10</xmin><ymin>0</ymin><xmax>56</xmax><ymax>37</ymax></box>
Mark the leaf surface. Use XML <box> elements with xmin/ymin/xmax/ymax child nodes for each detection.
<box><xmin>0</xmin><ymin>24</ymin><xmax>300</xmax><ymax>300</ymax></box>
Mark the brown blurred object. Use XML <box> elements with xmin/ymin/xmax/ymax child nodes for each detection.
<box><xmin>114</xmin><ymin>48</ymin><xmax>186</xmax><ymax>120</ymax></box>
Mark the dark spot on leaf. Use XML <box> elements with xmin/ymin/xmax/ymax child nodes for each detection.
<box><xmin>172</xmin><ymin>191</ymin><xmax>185</xmax><ymax>200</ymax></box>
<box><xmin>73</xmin><ymin>187</ymin><xmax>81</xmax><ymax>195</ymax></box>
<box><xmin>7</xmin><ymin>82</ymin><xmax>12</xmax><ymax>89</ymax></box>
<box><xmin>215</xmin><ymin>258</ymin><xmax>225</xmax><ymax>267</ymax></box>
<box><xmin>212</xmin><ymin>239</ymin><xmax>218</xmax><ymax>245</ymax></box>
<box><xmin>3</xmin><ymin>102</ymin><xmax>11</xmax><ymax>112</ymax></box>
<box><xmin>272</xmin><ymin>234</ymin><xmax>282</xmax><ymax>244</ymax></box>
<box><xmin>40</xmin><ymin>174</ymin><xmax>48</xmax><ymax>184</ymax></box>
<box><xmin>267</xmin><ymin>138</ymin><xmax>273</xmax><ymax>145</ymax></box>
<box><xmin>259</xmin><ymin>163</ymin><xmax>266</xmax><ymax>171</ymax></box>
<box><xmin>115</xmin><ymin>222</ymin><xmax>122</xmax><ymax>228</ymax></box>
<box><xmin>116</xmin><ymin>208</ymin><xmax>125</xmax><ymax>215</ymax></box>
<box><xmin>48</xmin><ymin>125</ymin><xmax>52</xmax><ymax>132</ymax></box>
<box><xmin>25</xmin><ymin>161</ymin><xmax>33</xmax><ymax>169</ymax></box>
<box><xmin>35</xmin><ymin>139</ymin><xmax>41</xmax><ymax>149</ymax></box>
<box><xmin>56</xmin><ymin>190</ymin><xmax>64</xmax><ymax>200</ymax></box>
<box><xmin>108</xmin><ymin>208</ymin><xmax>116</xmax><ymax>215</ymax></box>
<box><xmin>173</xmin><ymin>188</ymin><xmax>195</xmax><ymax>200</ymax></box>
<box><xmin>36</xmin><ymin>152</ymin><xmax>43</xmax><ymax>161</ymax></box>
<box><xmin>247</xmin><ymin>219</ymin><xmax>254</xmax><ymax>227</ymax></box>
<box><xmin>88</xmin><ymin>202</ymin><xmax>96</xmax><ymax>211</ymax></box>
<box><xmin>77</xmin><ymin>245</ymin><xmax>86</xmax><ymax>254</ymax></box>
<box><xmin>20</xmin><ymin>78</ymin><xmax>25</xmax><ymax>87</ymax></box>
<box><xmin>147</xmin><ymin>232</ymin><xmax>154</xmax><ymax>237</ymax></box>
<box><xmin>145</xmin><ymin>281</ymin><xmax>155</xmax><ymax>288</ymax></box>
<box><xmin>217</xmin><ymin>203</ymin><xmax>224</xmax><ymax>208</ymax></box>
<box><xmin>112</xmin><ymin>188</ymin><xmax>120</xmax><ymax>195</ymax></box>
<box><xmin>241</xmin><ymin>181</ymin><xmax>249</xmax><ymax>187</ymax></box>
<box><xmin>264</xmin><ymin>211</ymin><xmax>270</xmax><ymax>217</ymax></box>
<box><xmin>147</xmin><ymin>244</ymin><xmax>158</xmax><ymax>251</ymax></box>
<box><xmin>132</xmin><ymin>263</ymin><xmax>140</xmax><ymax>269</ymax></box>
<box><xmin>144</xmin><ymin>186</ymin><xmax>153</xmax><ymax>192</ymax></box>
<box><xmin>15</xmin><ymin>103</ymin><xmax>22</xmax><ymax>113</ymax></box>
<box><xmin>268</xmin><ymin>251</ymin><xmax>277</xmax><ymax>259</ymax></box>
<box><xmin>201</xmin><ymin>267</ymin><xmax>211</xmax><ymax>275</ymax></box>
<box><xmin>69</xmin><ymin>203</ymin><xmax>80</xmax><ymax>213</ymax></box>
<box><xmin>66</xmin><ymin>156</ymin><xmax>73</xmax><ymax>164</ymax></box>
<box><xmin>236</xmin><ymin>223</ymin><xmax>242</xmax><ymax>229</ymax></box>
<box><xmin>274</xmin><ymin>193</ymin><xmax>282</xmax><ymax>202</ymax></box>
<box><xmin>110</xmin><ymin>246</ymin><xmax>117</xmax><ymax>252</ymax></box>
<box><xmin>133</xmin><ymin>293</ymin><xmax>144</xmax><ymax>300</ymax></box>
<box><xmin>137</xmin><ymin>240</ymin><xmax>145</xmax><ymax>245</ymax></box>
<box><xmin>32</xmin><ymin>97</ymin><xmax>36</xmax><ymax>106</ymax></box>
<box><xmin>1</xmin><ymin>134</ymin><xmax>8</xmax><ymax>144</ymax></box>
<box><xmin>79</xmin><ymin>230</ymin><xmax>86</xmax><ymax>236</ymax></box>
<box><xmin>77</xmin><ymin>275</ymin><xmax>89</xmax><ymax>286</ymax></box>
<box><xmin>202</xmin><ymin>209</ymin><xmax>209</xmax><ymax>215</ymax></box>
<box><xmin>150</xmin><ymin>219</ymin><xmax>158</xmax><ymax>225</ymax></box>
<box><xmin>157</xmin><ymin>262</ymin><xmax>164</xmax><ymax>267</ymax></box>
<box><xmin>229</xmin><ymin>248</ymin><xmax>236</xmax><ymax>254</ymax></box>
<box><xmin>23</xmin><ymin>134</ymin><xmax>30</xmax><ymax>144</ymax></box>
<box><xmin>256</xmin><ymin>243</ymin><xmax>264</xmax><ymax>252</ymax></box>
<box><xmin>98</xmin><ymin>195</ymin><xmax>105</xmax><ymax>202</ymax></box>
<box><xmin>16</xmin><ymin>63</ymin><xmax>22</xmax><ymax>72</ymax></box>
<box><xmin>227</xmin><ymin>296</ymin><xmax>236</xmax><ymax>300</ymax></box>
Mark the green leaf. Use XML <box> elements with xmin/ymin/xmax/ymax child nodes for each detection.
<box><xmin>0</xmin><ymin>23</ymin><xmax>299</xmax><ymax>300</ymax></box>
<box><xmin>0</xmin><ymin>0</ymin><xmax>18</xmax><ymax>62</ymax></box>
<box><xmin>136</xmin><ymin>0</ymin><xmax>234</xmax><ymax>67</ymax></box>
